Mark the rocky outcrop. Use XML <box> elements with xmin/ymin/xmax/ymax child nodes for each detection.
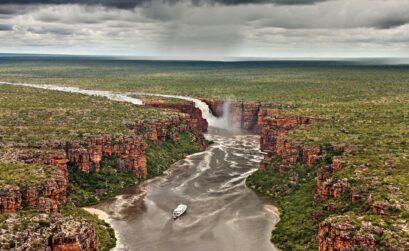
<box><xmin>127</xmin><ymin>113</ymin><xmax>207</xmax><ymax>147</ymax></box>
<box><xmin>16</xmin><ymin>149</ymin><xmax>69</xmax><ymax>177</ymax></box>
<box><xmin>201</xmin><ymin>98</ymin><xmax>278</xmax><ymax>132</ymax></box>
<box><xmin>143</xmin><ymin>99</ymin><xmax>208</xmax><ymax>132</ymax></box>
<box><xmin>318</xmin><ymin>216</ymin><xmax>382</xmax><ymax>251</ymax></box>
<box><xmin>0</xmin><ymin>213</ymin><xmax>98</xmax><ymax>250</ymax></box>
<box><xmin>1</xmin><ymin>96</ymin><xmax>211</xmax><ymax>251</ymax></box>
<box><xmin>315</xmin><ymin>161</ymin><xmax>351</xmax><ymax>200</ymax></box>
<box><xmin>258</xmin><ymin>113</ymin><xmax>321</xmax><ymax>170</ymax></box>
<box><xmin>0</xmin><ymin>166</ymin><xmax>67</xmax><ymax>213</ymax></box>
<box><xmin>1</xmin><ymin>103</ymin><xmax>208</xmax><ymax>214</ymax></box>
<box><xmin>0</xmin><ymin>185</ymin><xmax>21</xmax><ymax>213</ymax></box>
<box><xmin>8</xmin><ymin>111</ymin><xmax>206</xmax><ymax>179</ymax></box>
<box><xmin>66</xmin><ymin>136</ymin><xmax>148</xmax><ymax>176</ymax></box>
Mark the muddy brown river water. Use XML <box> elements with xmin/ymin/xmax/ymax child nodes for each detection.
<box><xmin>0</xmin><ymin>82</ymin><xmax>279</xmax><ymax>251</ymax></box>
<box><xmin>91</xmin><ymin>128</ymin><xmax>279</xmax><ymax>251</ymax></box>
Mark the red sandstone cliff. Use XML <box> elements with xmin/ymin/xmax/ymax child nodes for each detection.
<box><xmin>201</xmin><ymin>98</ymin><xmax>278</xmax><ymax>132</ymax></box>
<box><xmin>0</xmin><ymin>213</ymin><xmax>98</xmax><ymax>250</ymax></box>
<box><xmin>0</xmin><ymin>97</ymin><xmax>210</xmax><ymax>251</ymax></box>
<box><xmin>143</xmin><ymin>99</ymin><xmax>208</xmax><ymax>133</ymax></box>
<box><xmin>0</xmin><ymin>165</ymin><xmax>67</xmax><ymax>213</ymax></box>
<box><xmin>253</xmin><ymin>106</ymin><xmax>399</xmax><ymax>251</ymax></box>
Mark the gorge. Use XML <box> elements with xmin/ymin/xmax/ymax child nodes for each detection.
<box><xmin>0</xmin><ymin>82</ymin><xmax>280</xmax><ymax>251</ymax></box>
<box><xmin>1</xmin><ymin>81</ymin><xmax>406</xmax><ymax>251</ymax></box>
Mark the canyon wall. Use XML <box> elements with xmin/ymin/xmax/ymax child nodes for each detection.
<box><xmin>0</xmin><ymin>165</ymin><xmax>67</xmax><ymax>214</ymax></box>
<box><xmin>253</xmin><ymin>107</ymin><xmax>399</xmax><ymax>250</ymax></box>
<box><xmin>143</xmin><ymin>99</ymin><xmax>208</xmax><ymax>133</ymax></box>
<box><xmin>0</xmin><ymin>213</ymin><xmax>98</xmax><ymax>251</ymax></box>
<box><xmin>0</xmin><ymin>99</ymin><xmax>209</xmax><ymax>251</ymax></box>
<box><xmin>201</xmin><ymin>98</ymin><xmax>278</xmax><ymax>132</ymax></box>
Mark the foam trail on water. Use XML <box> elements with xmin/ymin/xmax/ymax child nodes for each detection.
<box><xmin>0</xmin><ymin>82</ymin><xmax>144</xmax><ymax>105</ymax></box>
<box><xmin>0</xmin><ymin>81</ymin><xmax>234</xmax><ymax>130</ymax></box>
<box><xmin>132</xmin><ymin>92</ymin><xmax>234</xmax><ymax>130</ymax></box>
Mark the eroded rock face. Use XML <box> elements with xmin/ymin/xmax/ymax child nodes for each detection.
<box><xmin>315</xmin><ymin>164</ymin><xmax>351</xmax><ymax>201</ymax></box>
<box><xmin>0</xmin><ymin>213</ymin><xmax>98</xmax><ymax>251</ymax></box>
<box><xmin>0</xmin><ymin>185</ymin><xmax>21</xmax><ymax>213</ymax></box>
<box><xmin>0</xmin><ymin>166</ymin><xmax>67</xmax><ymax>213</ymax></box>
<box><xmin>128</xmin><ymin>113</ymin><xmax>207</xmax><ymax>148</ymax></box>
<box><xmin>143</xmin><ymin>99</ymin><xmax>208</xmax><ymax>133</ymax></box>
<box><xmin>66</xmin><ymin>136</ymin><xmax>148</xmax><ymax>176</ymax></box>
<box><xmin>17</xmin><ymin>149</ymin><xmax>69</xmax><ymax>178</ymax></box>
<box><xmin>201</xmin><ymin>98</ymin><xmax>278</xmax><ymax>131</ymax></box>
<box><xmin>318</xmin><ymin>217</ymin><xmax>381</xmax><ymax>251</ymax></box>
<box><xmin>258</xmin><ymin>113</ymin><xmax>321</xmax><ymax>170</ymax></box>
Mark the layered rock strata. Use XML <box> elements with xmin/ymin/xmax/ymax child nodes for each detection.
<box><xmin>0</xmin><ymin>165</ymin><xmax>67</xmax><ymax>213</ymax></box>
<box><xmin>254</xmin><ymin>107</ymin><xmax>407</xmax><ymax>250</ymax></box>
<box><xmin>143</xmin><ymin>99</ymin><xmax>208</xmax><ymax>133</ymax></box>
<box><xmin>201</xmin><ymin>98</ymin><xmax>278</xmax><ymax>132</ymax></box>
<box><xmin>0</xmin><ymin>213</ymin><xmax>98</xmax><ymax>251</ymax></box>
<box><xmin>1</xmin><ymin>100</ymin><xmax>208</xmax><ymax>250</ymax></box>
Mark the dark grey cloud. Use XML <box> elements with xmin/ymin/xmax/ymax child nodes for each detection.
<box><xmin>0</xmin><ymin>0</ymin><xmax>408</xmax><ymax>58</ymax></box>
<box><xmin>0</xmin><ymin>24</ymin><xmax>12</xmax><ymax>31</ymax></box>
<box><xmin>26</xmin><ymin>26</ymin><xmax>74</xmax><ymax>35</ymax></box>
<box><xmin>375</xmin><ymin>17</ymin><xmax>409</xmax><ymax>29</ymax></box>
<box><xmin>0</xmin><ymin>0</ymin><xmax>329</xmax><ymax>9</ymax></box>
<box><xmin>200</xmin><ymin>0</ymin><xmax>327</xmax><ymax>5</ymax></box>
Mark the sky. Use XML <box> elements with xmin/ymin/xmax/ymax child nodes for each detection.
<box><xmin>0</xmin><ymin>0</ymin><xmax>409</xmax><ymax>59</ymax></box>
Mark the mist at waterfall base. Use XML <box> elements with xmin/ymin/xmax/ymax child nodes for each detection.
<box><xmin>135</xmin><ymin>92</ymin><xmax>240</xmax><ymax>131</ymax></box>
<box><xmin>1</xmin><ymin>82</ymin><xmax>278</xmax><ymax>250</ymax></box>
<box><xmin>0</xmin><ymin>81</ymin><xmax>239</xmax><ymax>131</ymax></box>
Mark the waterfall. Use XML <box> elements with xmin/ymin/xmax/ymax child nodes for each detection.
<box><xmin>0</xmin><ymin>81</ymin><xmax>233</xmax><ymax>130</ymax></box>
<box><xmin>132</xmin><ymin>92</ymin><xmax>233</xmax><ymax>130</ymax></box>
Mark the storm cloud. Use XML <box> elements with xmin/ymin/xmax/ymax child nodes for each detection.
<box><xmin>0</xmin><ymin>0</ymin><xmax>408</xmax><ymax>58</ymax></box>
<box><xmin>0</xmin><ymin>0</ymin><xmax>329</xmax><ymax>9</ymax></box>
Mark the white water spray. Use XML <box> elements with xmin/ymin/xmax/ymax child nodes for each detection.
<box><xmin>132</xmin><ymin>92</ymin><xmax>233</xmax><ymax>130</ymax></box>
<box><xmin>0</xmin><ymin>81</ymin><xmax>234</xmax><ymax>130</ymax></box>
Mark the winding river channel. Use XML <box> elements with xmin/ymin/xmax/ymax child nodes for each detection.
<box><xmin>0</xmin><ymin>82</ymin><xmax>279</xmax><ymax>251</ymax></box>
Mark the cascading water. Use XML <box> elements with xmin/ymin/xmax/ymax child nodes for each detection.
<box><xmin>0</xmin><ymin>81</ymin><xmax>234</xmax><ymax>130</ymax></box>
<box><xmin>132</xmin><ymin>92</ymin><xmax>234</xmax><ymax>130</ymax></box>
<box><xmin>1</xmin><ymin>81</ymin><xmax>278</xmax><ymax>251</ymax></box>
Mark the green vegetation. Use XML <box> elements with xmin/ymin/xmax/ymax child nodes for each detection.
<box><xmin>1</xmin><ymin>57</ymin><xmax>408</xmax><ymax>249</ymax></box>
<box><xmin>67</xmin><ymin>132</ymin><xmax>203</xmax><ymax>207</ymax></box>
<box><xmin>247</xmin><ymin>163</ymin><xmax>319</xmax><ymax>250</ymax></box>
<box><xmin>67</xmin><ymin>159</ymin><xmax>139</xmax><ymax>207</ymax></box>
<box><xmin>0</xmin><ymin>81</ymin><xmax>206</xmax><ymax>250</ymax></box>
<box><xmin>0</xmin><ymin>207</ymin><xmax>116</xmax><ymax>251</ymax></box>
<box><xmin>0</xmin><ymin>84</ymin><xmax>172</xmax><ymax>145</ymax></box>
<box><xmin>0</xmin><ymin>162</ymin><xmax>51</xmax><ymax>186</ymax></box>
<box><xmin>62</xmin><ymin>205</ymin><xmax>116</xmax><ymax>251</ymax></box>
<box><xmin>146</xmin><ymin>132</ymin><xmax>202</xmax><ymax>178</ymax></box>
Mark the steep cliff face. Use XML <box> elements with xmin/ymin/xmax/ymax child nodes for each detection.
<box><xmin>318</xmin><ymin>216</ymin><xmax>382</xmax><ymax>251</ymax></box>
<box><xmin>258</xmin><ymin>112</ymin><xmax>321</xmax><ymax>170</ymax></box>
<box><xmin>0</xmin><ymin>185</ymin><xmax>21</xmax><ymax>213</ymax></box>
<box><xmin>252</xmin><ymin>109</ymin><xmax>372</xmax><ymax>251</ymax></box>
<box><xmin>201</xmin><ymin>98</ymin><xmax>278</xmax><ymax>131</ymax></box>
<box><xmin>143</xmin><ymin>99</ymin><xmax>208</xmax><ymax>133</ymax></box>
<box><xmin>1</xmin><ymin>102</ymin><xmax>208</xmax><ymax>250</ymax></box>
<box><xmin>0</xmin><ymin>165</ymin><xmax>67</xmax><ymax>213</ymax></box>
<box><xmin>127</xmin><ymin>113</ymin><xmax>207</xmax><ymax>146</ymax></box>
<box><xmin>253</xmin><ymin>108</ymin><xmax>409</xmax><ymax>251</ymax></box>
<box><xmin>66</xmin><ymin>136</ymin><xmax>148</xmax><ymax>176</ymax></box>
<box><xmin>0</xmin><ymin>213</ymin><xmax>98</xmax><ymax>251</ymax></box>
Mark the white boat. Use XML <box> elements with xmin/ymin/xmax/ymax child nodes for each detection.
<box><xmin>173</xmin><ymin>204</ymin><xmax>187</xmax><ymax>219</ymax></box>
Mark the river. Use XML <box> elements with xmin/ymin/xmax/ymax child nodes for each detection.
<box><xmin>0</xmin><ymin>82</ymin><xmax>279</xmax><ymax>251</ymax></box>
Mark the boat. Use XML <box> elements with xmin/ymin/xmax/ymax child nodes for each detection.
<box><xmin>173</xmin><ymin>204</ymin><xmax>187</xmax><ymax>219</ymax></box>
